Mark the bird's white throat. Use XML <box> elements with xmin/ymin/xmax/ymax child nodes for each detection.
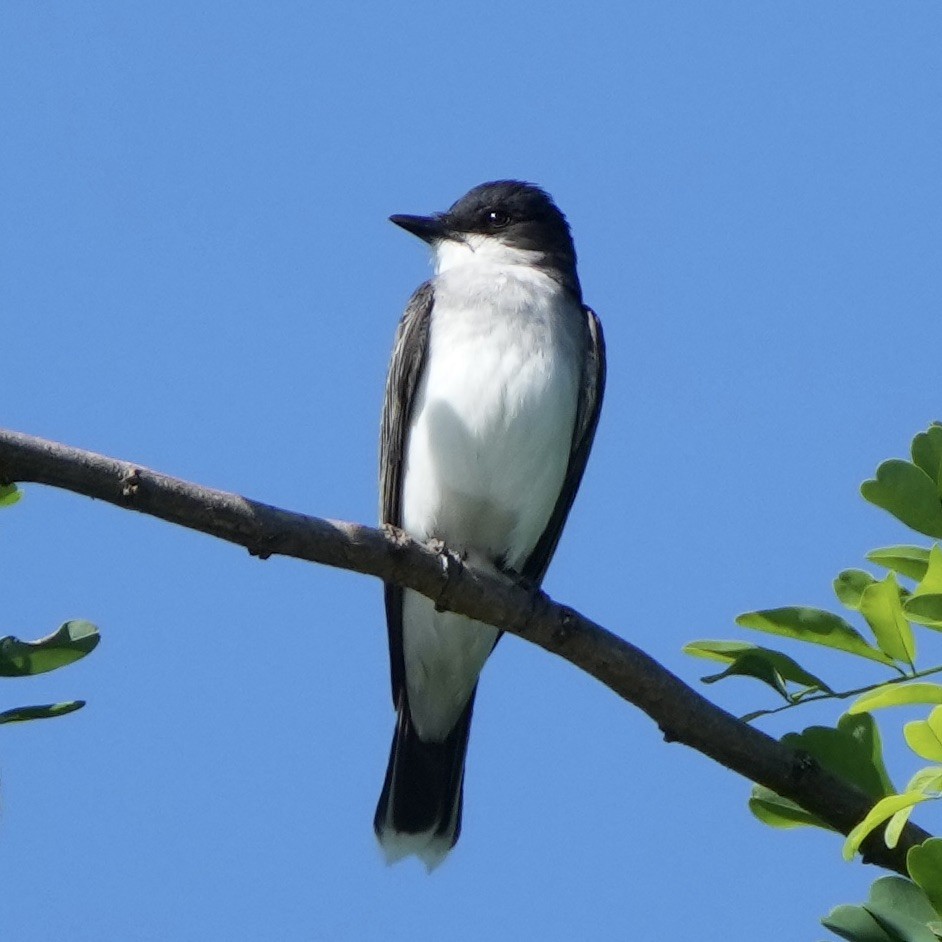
<box><xmin>434</xmin><ymin>232</ymin><xmax>543</xmax><ymax>275</ymax></box>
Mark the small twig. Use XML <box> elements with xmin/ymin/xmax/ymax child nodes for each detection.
<box><xmin>743</xmin><ymin>663</ymin><xmax>942</xmax><ymax>722</ymax></box>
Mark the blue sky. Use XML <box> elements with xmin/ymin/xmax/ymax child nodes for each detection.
<box><xmin>2</xmin><ymin>3</ymin><xmax>941</xmax><ymax>939</ymax></box>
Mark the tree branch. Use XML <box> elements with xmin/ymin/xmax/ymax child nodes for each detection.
<box><xmin>0</xmin><ymin>427</ymin><xmax>931</xmax><ymax>875</ymax></box>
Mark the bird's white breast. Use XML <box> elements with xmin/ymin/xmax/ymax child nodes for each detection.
<box><xmin>399</xmin><ymin>244</ymin><xmax>584</xmax><ymax>739</ymax></box>
<box><xmin>402</xmin><ymin>249</ymin><xmax>582</xmax><ymax>565</ymax></box>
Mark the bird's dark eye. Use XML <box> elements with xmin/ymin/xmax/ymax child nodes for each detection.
<box><xmin>486</xmin><ymin>209</ymin><xmax>511</xmax><ymax>229</ymax></box>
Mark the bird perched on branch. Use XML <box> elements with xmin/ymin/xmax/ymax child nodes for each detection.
<box><xmin>375</xmin><ymin>180</ymin><xmax>606</xmax><ymax>869</ymax></box>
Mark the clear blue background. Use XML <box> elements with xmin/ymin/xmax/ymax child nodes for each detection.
<box><xmin>2</xmin><ymin>3</ymin><xmax>941</xmax><ymax>939</ymax></box>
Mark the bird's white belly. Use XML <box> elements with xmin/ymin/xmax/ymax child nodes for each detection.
<box><xmin>399</xmin><ymin>267</ymin><xmax>582</xmax><ymax>739</ymax></box>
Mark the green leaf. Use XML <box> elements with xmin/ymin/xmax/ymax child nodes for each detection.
<box><xmin>861</xmin><ymin>460</ymin><xmax>942</xmax><ymax>539</ymax></box>
<box><xmin>908</xmin><ymin>838</ymin><xmax>942</xmax><ymax>914</ymax></box>
<box><xmin>785</xmin><ymin>713</ymin><xmax>895</xmax><ymax>800</ymax></box>
<box><xmin>823</xmin><ymin>876</ymin><xmax>942</xmax><ymax>941</ymax></box>
<box><xmin>903</xmin><ymin>595</ymin><xmax>942</xmax><ymax>630</ymax></box>
<box><xmin>736</xmin><ymin>607</ymin><xmax>896</xmax><ymax>665</ymax></box>
<box><xmin>842</xmin><ymin>713</ymin><xmax>896</xmax><ymax>798</ymax></box>
<box><xmin>748</xmin><ymin>784</ymin><xmax>831</xmax><ymax>830</ymax></box>
<box><xmin>684</xmin><ymin>640</ymin><xmax>832</xmax><ymax>697</ymax></box>
<box><xmin>683</xmin><ymin>639</ymin><xmax>759</xmax><ymax>664</ymax></box>
<box><xmin>751</xmin><ymin>716</ymin><xmax>894</xmax><ymax>835</ymax></box>
<box><xmin>904</xmin><ymin>766</ymin><xmax>942</xmax><ymax>796</ymax></box>
<box><xmin>868</xmin><ymin>546</ymin><xmax>932</xmax><ymax>583</ymax></box>
<box><xmin>887</xmin><ymin>776</ymin><xmax>942</xmax><ymax>851</ymax></box>
<box><xmin>822</xmin><ymin>904</ymin><xmax>897</xmax><ymax>942</ymax></box>
<box><xmin>859</xmin><ymin>574</ymin><xmax>916</xmax><ymax>666</ymax></box>
<box><xmin>0</xmin><ymin>483</ymin><xmax>21</xmax><ymax>508</ymax></box>
<box><xmin>866</xmin><ymin>876</ymin><xmax>942</xmax><ymax>939</ymax></box>
<box><xmin>0</xmin><ymin>620</ymin><xmax>100</xmax><ymax>677</ymax></box>
<box><xmin>836</xmin><ymin>570</ymin><xmax>878</xmax><ymax>610</ymax></box>
<box><xmin>913</xmin><ymin>545</ymin><xmax>942</xmax><ymax>595</ymax></box>
<box><xmin>886</xmin><ymin>805</ymin><xmax>918</xmax><ymax>850</ymax></box>
<box><xmin>904</xmin><ymin>707</ymin><xmax>942</xmax><ymax>762</ymax></box>
<box><xmin>844</xmin><ymin>794</ymin><xmax>931</xmax><ymax>861</ymax></box>
<box><xmin>702</xmin><ymin>652</ymin><xmax>789</xmax><ymax>697</ymax></box>
<box><xmin>912</xmin><ymin>427</ymin><xmax>942</xmax><ymax>490</ymax></box>
<box><xmin>0</xmin><ymin>701</ymin><xmax>85</xmax><ymax>724</ymax></box>
<box><xmin>902</xmin><ymin>546</ymin><xmax>942</xmax><ymax>628</ymax></box>
<box><xmin>849</xmin><ymin>683</ymin><xmax>942</xmax><ymax>714</ymax></box>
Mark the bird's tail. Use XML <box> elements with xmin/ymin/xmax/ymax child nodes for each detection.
<box><xmin>373</xmin><ymin>691</ymin><xmax>476</xmax><ymax>871</ymax></box>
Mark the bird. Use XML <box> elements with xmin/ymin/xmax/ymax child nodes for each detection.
<box><xmin>374</xmin><ymin>180</ymin><xmax>605</xmax><ymax>870</ymax></box>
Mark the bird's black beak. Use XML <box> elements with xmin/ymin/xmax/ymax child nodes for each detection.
<box><xmin>389</xmin><ymin>213</ymin><xmax>447</xmax><ymax>244</ymax></box>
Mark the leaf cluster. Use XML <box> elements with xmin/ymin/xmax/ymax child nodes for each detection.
<box><xmin>0</xmin><ymin>485</ymin><xmax>99</xmax><ymax>723</ymax></box>
<box><xmin>686</xmin><ymin>427</ymin><xmax>942</xmax><ymax>939</ymax></box>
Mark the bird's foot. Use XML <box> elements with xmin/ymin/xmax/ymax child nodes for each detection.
<box><xmin>430</xmin><ymin>540</ymin><xmax>466</xmax><ymax>613</ymax></box>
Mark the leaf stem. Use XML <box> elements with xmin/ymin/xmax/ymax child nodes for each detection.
<box><xmin>743</xmin><ymin>663</ymin><xmax>942</xmax><ymax>722</ymax></box>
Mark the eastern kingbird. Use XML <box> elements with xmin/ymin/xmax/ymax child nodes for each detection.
<box><xmin>374</xmin><ymin>180</ymin><xmax>605</xmax><ymax>869</ymax></box>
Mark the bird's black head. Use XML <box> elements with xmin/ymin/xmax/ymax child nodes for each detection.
<box><xmin>390</xmin><ymin>180</ymin><xmax>581</xmax><ymax>299</ymax></box>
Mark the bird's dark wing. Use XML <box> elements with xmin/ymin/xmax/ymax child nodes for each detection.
<box><xmin>521</xmin><ymin>306</ymin><xmax>606</xmax><ymax>585</ymax></box>
<box><xmin>380</xmin><ymin>282</ymin><xmax>434</xmax><ymax>706</ymax></box>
